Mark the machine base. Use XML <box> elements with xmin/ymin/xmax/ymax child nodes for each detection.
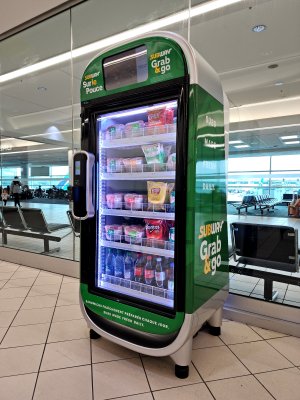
<box><xmin>175</xmin><ymin>364</ymin><xmax>189</xmax><ymax>379</ymax></box>
<box><xmin>90</xmin><ymin>329</ymin><xmax>101</xmax><ymax>339</ymax></box>
<box><xmin>208</xmin><ymin>325</ymin><xmax>221</xmax><ymax>336</ymax></box>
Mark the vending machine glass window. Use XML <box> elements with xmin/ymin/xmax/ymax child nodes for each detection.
<box><xmin>95</xmin><ymin>100</ymin><xmax>177</xmax><ymax>311</ymax></box>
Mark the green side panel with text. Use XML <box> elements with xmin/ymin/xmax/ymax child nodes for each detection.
<box><xmin>80</xmin><ymin>36</ymin><xmax>186</xmax><ymax>102</ymax></box>
<box><xmin>81</xmin><ymin>284</ymin><xmax>184</xmax><ymax>335</ymax></box>
<box><xmin>186</xmin><ymin>84</ymin><xmax>229</xmax><ymax>313</ymax></box>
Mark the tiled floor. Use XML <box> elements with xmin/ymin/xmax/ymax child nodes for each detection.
<box><xmin>1</xmin><ymin>261</ymin><xmax>300</xmax><ymax>400</ymax></box>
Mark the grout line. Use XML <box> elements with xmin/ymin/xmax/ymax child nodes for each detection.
<box><xmin>265</xmin><ymin>339</ymin><xmax>298</xmax><ymax>368</ymax></box>
<box><xmin>138</xmin><ymin>354</ymin><xmax>155</xmax><ymax>399</ymax></box>
<box><xmin>191</xmin><ymin>360</ymin><xmax>217</xmax><ymax>400</ymax></box>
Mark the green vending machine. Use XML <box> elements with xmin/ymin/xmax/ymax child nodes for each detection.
<box><xmin>73</xmin><ymin>31</ymin><xmax>229</xmax><ymax>378</ymax></box>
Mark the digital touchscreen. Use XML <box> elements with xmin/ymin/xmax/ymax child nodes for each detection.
<box><xmin>103</xmin><ymin>45</ymin><xmax>148</xmax><ymax>90</ymax></box>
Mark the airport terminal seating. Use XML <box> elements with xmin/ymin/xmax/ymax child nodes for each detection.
<box><xmin>282</xmin><ymin>193</ymin><xmax>294</xmax><ymax>206</ymax></box>
<box><xmin>231</xmin><ymin>194</ymin><xmax>280</xmax><ymax>215</ymax></box>
<box><xmin>0</xmin><ymin>206</ymin><xmax>71</xmax><ymax>253</ymax></box>
<box><xmin>66</xmin><ymin>210</ymin><xmax>80</xmax><ymax>237</ymax></box>
<box><xmin>230</xmin><ymin>222</ymin><xmax>300</xmax><ymax>301</ymax></box>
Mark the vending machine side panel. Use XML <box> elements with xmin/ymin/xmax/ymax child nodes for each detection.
<box><xmin>186</xmin><ymin>83</ymin><xmax>229</xmax><ymax>315</ymax></box>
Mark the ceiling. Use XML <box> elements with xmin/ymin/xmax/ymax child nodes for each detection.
<box><xmin>0</xmin><ymin>0</ymin><xmax>299</xmax><ymax>167</ymax></box>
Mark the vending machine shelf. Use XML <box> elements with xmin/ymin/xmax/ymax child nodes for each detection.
<box><xmin>100</xmin><ymin>239</ymin><xmax>174</xmax><ymax>258</ymax></box>
<box><xmin>99</xmin><ymin>274</ymin><xmax>173</xmax><ymax>307</ymax></box>
<box><xmin>101</xmin><ymin>130</ymin><xmax>176</xmax><ymax>148</ymax></box>
<box><xmin>102</xmin><ymin>207</ymin><xmax>175</xmax><ymax>221</ymax></box>
<box><xmin>101</xmin><ymin>171</ymin><xmax>175</xmax><ymax>180</ymax></box>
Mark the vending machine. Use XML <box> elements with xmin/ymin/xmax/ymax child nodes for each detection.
<box><xmin>74</xmin><ymin>32</ymin><xmax>229</xmax><ymax>378</ymax></box>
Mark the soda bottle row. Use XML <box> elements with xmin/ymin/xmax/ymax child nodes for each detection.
<box><xmin>104</xmin><ymin>248</ymin><xmax>174</xmax><ymax>290</ymax></box>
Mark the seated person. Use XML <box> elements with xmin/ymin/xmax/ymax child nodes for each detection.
<box><xmin>288</xmin><ymin>196</ymin><xmax>300</xmax><ymax>216</ymax></box>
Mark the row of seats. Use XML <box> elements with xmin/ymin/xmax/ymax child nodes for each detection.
<box><xmin>232</xmin><ymin>195</ymin><xmax>280</xmax><ymax>215</ymax></box>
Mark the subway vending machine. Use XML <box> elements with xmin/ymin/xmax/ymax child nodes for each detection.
<box><xmin>74</xmin><ymin>32</ymin><xmax>229</xmax><ymax>378</ymax></box>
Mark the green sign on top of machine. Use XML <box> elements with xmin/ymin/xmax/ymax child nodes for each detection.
<box><xmin>74</xmin><ymin>31</ymin><xmax>229</xmax><ymax>379</ymax></box>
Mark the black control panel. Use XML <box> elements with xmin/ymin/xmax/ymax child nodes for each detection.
<box><xmin>73</xmin><ymin>152</ymin><xmax>88</xmax><ymax>218</ymax></box>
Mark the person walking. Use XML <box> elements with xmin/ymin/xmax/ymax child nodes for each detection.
<box><xmin>10</xmin><ymin>176</ymin><xmax>22</xmax><ymax>207</ymax></box>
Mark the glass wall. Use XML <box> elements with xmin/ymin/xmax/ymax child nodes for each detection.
<box><xmin>0</xmin><ymin>0</ymin><xmax>299</xmax><ymax>309</ymax></box>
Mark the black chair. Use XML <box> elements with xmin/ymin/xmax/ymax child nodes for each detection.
<box><xmin>21</xmin><ymin>207</ymin><xmax>70</xmax><ymax>233</ymax></box>
<box><xmin>1</xmin><ymin>206</ymin><xmax>27</xmax><ymax>230</ymax></box>
<box><xmin>66</xmin><ymin>210</ymin><xmax>80</xmax><ymax>237</ymax></box>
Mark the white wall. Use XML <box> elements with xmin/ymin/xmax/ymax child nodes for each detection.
<box><xmin>0</xmin><ymin>0</ymin><xmax>70</xmax><ymax>35</ymax></box>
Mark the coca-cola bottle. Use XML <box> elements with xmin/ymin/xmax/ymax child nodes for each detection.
<box><xmin>124</xmin><ymin>252</ymin><xmax>134</xmax><ymax>280</ymax></box>
<box><xmin>144</xmin><ymin>255</ymin><xmax>154</xmax><ymax>285</ymax></box>
<box><xmin>134</xmin><ymin>253</ymin><xmax>144</xmax><ymax>283</ymax></box>
<box><xmin>155</xmin><ymin>257</ymin><xmax>165</xmax><ymax>288</ymax></box>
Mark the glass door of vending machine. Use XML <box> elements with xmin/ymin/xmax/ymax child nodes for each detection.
<box><xmin>95</xmin><ymin>100</ymin><xmax>177</xmax><ymax>312</ymax></box>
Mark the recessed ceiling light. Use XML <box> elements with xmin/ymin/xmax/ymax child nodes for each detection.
<box><xmin>37</xmin><ymin>86</ymin><xmax>47</xmax><ymax>91</ymax></box>
<box><xmin>275</xmin><ymin>81</ymin><xmax>284</xmax><ymax>86</ymax></box>
<box><xmin>268</xmin><ymin>64</ymin><xmax>279</xmax><ymax>69</ymax></box>
<box><xmin>280</xmin><ymin>135</ymin><xmax>298</xmax><ymax>140</ymax></box>
<box><xmin>252</xmin><ymin>24</ymin><xmax>267</xmax><ymax>33</ymax></box>
<box><xmin>234</xmin><ymin>145</ymin><xmax>250</xmax><ymax>148</ymax></box>
<box><xmin>284</xmin><ymin>141</ymin><xmax>300</xmax><ymax>145</ymax></box>
<box><xmin>229</xmin><ymin>140</ymin><xmax>243</xmax><ymax>144</ymax></box>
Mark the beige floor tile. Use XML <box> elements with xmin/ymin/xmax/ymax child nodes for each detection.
<box><xmin>93</xmin><ymin>358</ymin><xmax>150</xmax><ymax>400</ymax></box>
<box><xmin>52</xmin><ymin>304</ymin><xmax>82</xmax><ymax>322</ymax></box>
<box><xmin>0</xmin><ymin>280</ymin><xmax>8</xmax><ymax>289</ymax></box>
<box><xmin>60</xmin><ymin>282</ymin><xmax>80</xmax><ymax>293</ymax></box>
<box><xmin>192</xmin><ymin>346</ymin><xmax>249</xmax><ymax>381</ymax></box>
<box><xmin>229</xmin><ymin>341</ymin><xmax>293</xmax><ymax>373</ymax></box>
<box><xmin>118</xmin><ymin>394</ymin><xmax>153</xmax><ymax>400</ymax></box>
<box><xmin>192</xmin><ymin>330</ymin><xmax>224</xmax><ymax>349</ymax></box>
<box><xmin>0</xmin><ymin>323</ymin><xmax>50</xmax><ymax>348</ymax></box>
<box><xmin>255</xmin><ymin>367</ymin><xmax>300</xmax><ymax>400</ymax></box>
<box><xmin>28</xmin><ymin>284</ymin><xmax>60</xmax><ymax>297</ymax></box>
<box><xmin>0</xmin><ymin>287</ymin><xmax>31</xmax><ymax>299</ymax></box>
<box><xmin>0</xmin><ymin>373</ymin><xmax>37</xmax><ymax>400</ymax></box>
<box><xmin>267</xmin><ymin>336</ymin><xmax>300</xmax><ymax>365</ymax></box>
<box><xmin>207</xmin><ymin>375</ymin><xmax>273</xmax><ymax>400</ymax></box>
<box><xmin>0</xmin><ymin>327</ymin><xmax>7</xmax><ymax>341</ymax></box>
<box><xmin>63</xmin><ymin>276</ymin><xmax>79</xmax><ymax>283</ymax></box>
<box><xmin>153</xmin><ymin>383</ymin><xmax>214</xmax><ymax>400</ymax></box>
<box><xmin>92</xmin><ymin>337</ymin><xmax>137</xmax><ymax>363</ymax></box>
<box><xmin>250</xmin><ymin>325</ymin><xmax>288</xmax><ymax>339</ymax></box>
<box><xmin>33</xmin><ymin>365</ymin><xmax>92</xmax><ymax>400</ymax></box>
<box><xmin>5</xmin><ymin>277</ymin><xmax>36</xmax><ymax>288</ymax></box>
<box><xmin>0</xmin><ymin>272</ymin><xmax>15</xmax><ymax>280</ymax></box>
<box><xmin>0</xmin><ymin>298</ymin><xmax>24</xmax><ymax>312</ymax></box>
<box><xmin>0</xmin><ymin>310</ymin><xmax>17</xmax><ymax>327</ymax></box>
<box><xmin>47</xmin><ymin>319</ymin><xmax>89</xmax><ymax>342</ymax></box>
<box><xmin>12</xmin><ymin>308</ymin><xmax>54</xmax><ymax>326</ymax></box>
<box><xmin>0</xmin><ymin>344</ymin><xmax>44</xmax><ymax>377</ymax></box>
<box><xmin>56</xmin><ymin>291</ymin><xmax>79</xmax><ymax>306</ymax></box>
<box><xmin>33</xmin><ymin>276</ymin><xmax>62</xmax><ymax>286</ymax></box>
<box><xmin>142</xmin><ymin>356</ymin><xmax>202</xmax><ymax>390</ymax></box>
<box><xmin>41</xmin><ymin>338</ymin><xmax>90</xmax><ymax>371</ymax></box>
<box><xmin>12</xmin><ymin>269</ymin><xmax>39</xmax><ymax>279</ymax></box>
<box><xmin>21</xmin><ymin>295</ymin><xmax>57</xmax><ymax>310</ymax></box>
<box><xmin>220</xmin><ymin>321</ymin><xmax>262</xmax><ymax>344</ymax></box>
<box><xmin>0</xmin><ymin>261</ymin><xmax>19</xmax><ymax>272</ymax></box>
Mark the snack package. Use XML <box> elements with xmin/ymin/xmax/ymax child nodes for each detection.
<box><xmin>106</xmin><ymin>193</ymin><xmax>123</xmax><ymax>209</ymax></box>
<box><xmin>124</xmin><ymin>193</ymin><xmax>145</xmax><ymax>210</ymax></box>
<box><xmin>124</xmin><ymin>225</ymin><xmax>145</xmax><ymax>244</ymax></box>
<box><xmin>147</xmin><ymin>181</ymin><xmax>168</xmax><ymax>211</ymax></box>
<box><xmin>142</xmin><ymin>143</ymin><xmax>165</xmax><ymax>164</ymax></box>
<box><xmin>105</xmin><ymin>124</ymin><xmax>125</xmax><ymax>140</ymax></box>
<box><xmin>105</xmin><ymin>225</ymin><xmax>123</xmax><ymax>241</ymax></box>
<box><xmin>167</xmin><ymin>153</ymin><xmax>176</xmax><ymax>171</ymax></box>
<box><xmin>147</xmin><ymin>108</ymin><xmax>174</xmax><ymax>126</ymax></box>
<box><xmin>107</xmin><ymin>158</ymin><xmax>124</xmax><ymax>173</ymax></box>
<box><xmin>144</xmin><ymin>219</ymin><xmax>168</xmax><ymax>241</ymax></box>
<box><xmin>123</xmin><ymin>157</ymin><xmax>145</xmax><ymax>172</ymax></box>
<box><xmin>167</xmin><ymin>183</ymin><xmax>175</xmax><ymax>211</ymax></box>
<box><xmin>125</xmin><ymin>120</ymin><xmax>145</xmax><ymax>137</ymax></box>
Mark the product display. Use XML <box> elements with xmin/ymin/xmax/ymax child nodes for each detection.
<box><xmin>124</xmin><ymin>225</ymin><xmax>145</xmax><ymax>244</ymax></box>
<box><xmin>124</xmin><ymin>193</ymin><xmax>145</xmax><ymax>210</ymax></box>
<box><xmin>106</xmin><ymin>193</ymin><xmax>123</xmax><ymax>209</ymax></box>
<box><xmin>147</xmin><ymin>181</ymin><xmax>168</xmax><ymax>211</ymax></box>
<box><xmin>145</xmin><ymin>219</ymin><xmax>169</xmax><ymax>241</ymax></box>
<box><xmin>107</xmin><ymin>158</ymin><xmax>124</xmax><ymax>173</ymax></box>
<box><xmin>125</xmin><ymin>120</ymin><xmax>145</xmax><ymax>137</ymax></box>
<box><xmin>105</xmin><ymin>124</ymin><xmax>125</xmax><ymax>140</ymax></box>
<box><xmin>105</xmin><ymin>224</ymin><xmax>123</xmax><ymax>241</ymax></box>
<box><xmin>123</xmin><ymin>157</ymin><xmax>145</xmax><ymax>172</ymax></box>
<box><xmin>147</xmin><ymin>107</ymin><xmax>174</xmax><ymax>126</ymax></box>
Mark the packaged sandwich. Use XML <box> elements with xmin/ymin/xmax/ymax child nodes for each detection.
<box><xmin>105</xmin><ymin>225</ymin><xmax>123</xmax><ymax>241</ymax></box>
<box><xmin>125</xmin><ymin>120</ymin><xmax>145</xmax><ymax>137</ymax></box>
<box><xmin>107</xmin><ymin>158</ymin><xmax>124</xmax><ymax>173</ymax></box>
<box><xmin>124</xmin><ymin>225</ymin><xmax>145</xmax><ymax>244</ymax></box>
<box><xmin>124</xmin><ymin>193</ymin><xmax>145</xmax><ymax>210</ymax></box>
<box><xmin>167</xmin><ymin>153</ymin><xmax>176</xmax><ymax>171</ymax></box>
<box><xmin>106</xmin><ymin>193</ymin><xmax>123</xmax><ymax>209</ymax></box>
<box><xmin>122</xmin><ymin>157</ymin><xmax>145</xmax><ymax>172</ymax></box>
<box><xmin>105</xmin><ymin>124</ymin><xmax>125</xmax><ymax>140</ymax></box>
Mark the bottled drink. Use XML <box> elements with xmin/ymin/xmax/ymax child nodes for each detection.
<box><xmin>163</xmin><ymin>257</ymin><xmax>170</xmax><ymax>288</ymax></box>
<box><xmin>124</xmin><ymin>252</ymin><xmax>134</xmax><ymax>280</ymax></box>
<box><xmin>105</xmin><ymin>248</ymin><xmax>116</xmax><ymax>276</ymax></box>
<box><xmin>133</xmin><ymin>253</ymin><xmax>144</xmax><ymax>283</ymax></box>
<box><xmin>168</xmin><ymin>261</ymin><xmax>175</xmax><ymax>295</ymax></box>
<box><xmin>155</xmin><ymin>257</ymin><xmax>165</xmax><ymax>288</ymax></box>
<box><xmin>144</xmin><ymin>255</ymin><xmax>155</xmax><ymax>285</ymax></box>
<box><xmin>115</xmin><ymin>250</ymin><xmax>124</xmax><ymax>278</ymax></box>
